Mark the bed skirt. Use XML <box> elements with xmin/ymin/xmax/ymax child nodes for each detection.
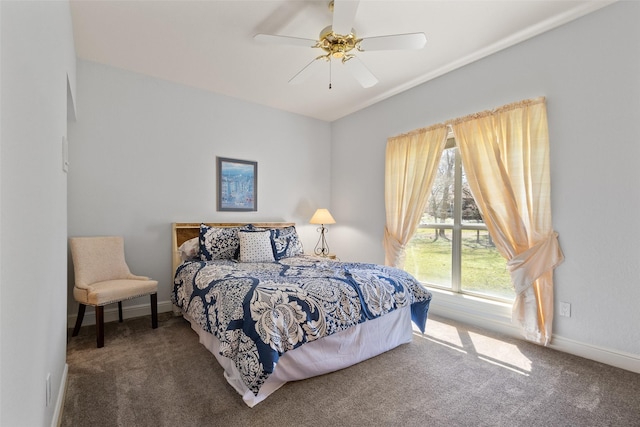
<box><xmin>184</xmin><ymin>305</ymin><xmax>414</xmax><ymax>407</ymax></box>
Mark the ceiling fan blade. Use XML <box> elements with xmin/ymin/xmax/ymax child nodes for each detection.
<box><xmin>332</xmin><ymin>0</ymin><xmax>360</xmax><ymax>35</ymax></box>
<box><xmin>343</xmin><ymin>56</ymin><xmax>378</xmax><ymax>88</ymax></box>
<box><xmin>289</xmin><ymin>58</ymin><xmax>325</xmax><ymax>84</ymax></box>
<box><xmin>359</xmin><ymin>33</ymin><xmax>427</xmax><ymax>51</ymax></box>
<box><xmin>254</xmin><ymin>33</ymin><xmax>317</xmax><ymax>48</ymax></box>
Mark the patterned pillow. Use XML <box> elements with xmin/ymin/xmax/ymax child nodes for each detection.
<box><xmin>238</xmin><ymin>230</ymin><xmax>275</xmax><ymax>262</ymax></box>
<box><xmin>199</xmin><ymin>225</ymin><xmax>241</xmax><ymax>261</ymax></box>
<box><xmin>270</xmin><ymin>226</ymin><xmax>304</xmax><ymax>260</ymax></box>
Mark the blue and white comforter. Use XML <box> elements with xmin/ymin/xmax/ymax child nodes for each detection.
<box><xmin>172</xmin><ymin>255</ymin><xmax>431</xmax><ymax>395</ymax></box>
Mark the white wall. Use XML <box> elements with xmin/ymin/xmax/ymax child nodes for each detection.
<box><xmin>67</xmin><ymin>60</ymin><xmax>331</xmax><ymax>320</ymax></box>
<box><xmin>330</xmin><ymin>1</ymin><xmax>640</xmax><ymax>366</ymax></box>
<box><xmin>0</xmin><ymin>1</ymin><xmax>76</xmax><ymax>425</ymax></box>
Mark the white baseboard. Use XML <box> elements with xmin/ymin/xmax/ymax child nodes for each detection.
<box><xmin>67</xmin><ymin>299</ymin><xmax>175</xmax><ymax>328</ymax></box>
<box><xmin>550</xmin><ymin>334</ymin><xmax>640</xmax><ymax>374</ymax></box>
<box><xmin>52</xmin><ymin>363</ymin><xmax>68</xmax><ymax>427</ymax></box>
<box><xmin>427</xmin><ymin>288</ymin><xmax>640</xmax><ymax>374</ymax></box>
<box><xmin>427</xmin><ymin>288</ymin><xmax>522</xmax><ymax>337</ymax></box>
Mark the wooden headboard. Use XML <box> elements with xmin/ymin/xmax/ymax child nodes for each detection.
<box><xmin>171</xmin><ymin>222</ymin><xmax>296</xmax><ymax>274</ymax></box>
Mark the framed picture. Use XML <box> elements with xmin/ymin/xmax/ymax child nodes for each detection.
<box><xmin>217</xmin><ymin>157</ymin><xmax>257</xmax><ymax>211</ymax></box>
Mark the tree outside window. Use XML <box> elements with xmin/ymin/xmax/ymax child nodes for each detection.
<box><xmin>404</xmin><ymin>139</ymin><xmax>513</xmax><ymax>301</ymax></box>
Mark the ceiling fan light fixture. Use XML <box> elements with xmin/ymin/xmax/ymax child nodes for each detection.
<box><xmin>317</xmin><ymin>25</ymin><xmax>359</xmax><ymax>60</ymax></box>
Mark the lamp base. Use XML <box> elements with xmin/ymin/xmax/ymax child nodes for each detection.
<box><xmin>313</xmin><ymin>225</ymin><xmax>330</xmax><ymax>256</ymax></box>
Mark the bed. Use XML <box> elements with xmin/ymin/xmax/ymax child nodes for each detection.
<box><xmin>171</xmin><ymin>222</ymin><xmax>432</xmax><ymax>407</ymax></box>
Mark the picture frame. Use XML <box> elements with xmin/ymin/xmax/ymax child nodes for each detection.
<box><xmin>217</xmin><ymin>157</ymin><xmax>257</xmax><ymax>212</ymax></box>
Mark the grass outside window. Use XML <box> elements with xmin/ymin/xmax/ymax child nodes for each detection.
<box><xmin>405</xmin><ymin>227</ymin><xmax>514</xmax><ymax>301</ymax></box>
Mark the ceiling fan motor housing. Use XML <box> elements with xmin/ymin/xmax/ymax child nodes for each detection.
<box><xmin>317</xmin><ymin>25</ymin><xmax>360</xmax><ymax>61</ymax></box>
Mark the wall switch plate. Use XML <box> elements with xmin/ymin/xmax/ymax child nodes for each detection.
<box><xmin>46</xmin><ymin>373</ymin><xmax>51</xmax><ymax>407</ymax></box>
<box><xmin>559</xmin><ymin>302</ymin><xmax>571</xmax><ymax>317</ymax></box>
<box><xmin>62</xmin><ymin>136</ymin><xmax>69</xmax><ymax>173</ymax></box>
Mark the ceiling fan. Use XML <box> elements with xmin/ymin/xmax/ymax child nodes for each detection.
<box><xmin>254</xmin><ymin>0</ymin><xmax>427</xmax><ymax>88</ymax></box>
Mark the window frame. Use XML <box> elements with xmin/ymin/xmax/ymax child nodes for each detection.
<box><xmin>415</xmin><ymin>137</ymin><xmax>513</xmax><ymax>304</ymax></box>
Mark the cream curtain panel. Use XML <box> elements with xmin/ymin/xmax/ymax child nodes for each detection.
<box><xmin>383</xmin><ymin>124</ymin><xmax>448</xmax><ymax>267</ymax></box>
<box><xmin>385</xmin><ymin>97</ymin><xmax>564</xmax><ymax>345</ymax></box>
<box><xmin>452</xmin><ymin>97</ymin><xmax>563</xmax><ymax>345</ymax></box>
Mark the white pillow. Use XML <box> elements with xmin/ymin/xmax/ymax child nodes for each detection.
<box><xmin>178</xmin><ymin>237</ymin><xmax>199</xmax><ymax>261</ymax></box>
<box><xmin>238</xmin><ymin>230</ymin><xmax>275</xmax><ymax>263</ymax></box>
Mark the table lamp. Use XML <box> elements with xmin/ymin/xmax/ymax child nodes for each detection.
<box><xmin>309</xmin><ymin>208</ymin><xmax>336</xmax><ymax>257</ymax></box>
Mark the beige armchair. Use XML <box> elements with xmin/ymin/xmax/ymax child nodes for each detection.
<box><xmin>70</xmin><ymin>236</ymin><xmax>158</xmax><ymax>348</ymax></box>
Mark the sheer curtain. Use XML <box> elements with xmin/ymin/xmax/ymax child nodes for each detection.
<box><xmin>452</xmin><ymin>97</ymin><xmax>564</xmax><ymax>345</ymax></box>
<box><xmin>383</xmin><ymin>124</ymin><xmax>448</xmax><ymax>267</ymax></box>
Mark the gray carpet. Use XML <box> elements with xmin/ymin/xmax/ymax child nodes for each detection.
<box><xmin>62</xmin><ymin>312</ymin><xmax>640</xmax><ymax>427</ymax></box>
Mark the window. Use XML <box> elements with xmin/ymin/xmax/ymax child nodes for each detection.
<box><xmin>404</xmin><ymin>138</ymin><xmax>514</xmax><ymax>302</ymax></box>
<box><xmin>385</xmin><ymin>98</ymin><xmax>559</xmax><ymax>344</ymax></box>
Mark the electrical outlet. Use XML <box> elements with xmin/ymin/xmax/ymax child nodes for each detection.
<box><xmin>46</xmin><ymin>373</ymin><xmax>51</xmax><ymax>407</ymax></box>
<box><xmin>559</xmin><ymin>302</ymin><xmax>571</xmax><ymax>317</ymax></box>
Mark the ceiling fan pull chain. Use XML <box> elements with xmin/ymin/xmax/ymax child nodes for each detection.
<box><xmin>329</xmin><ymin>58</ymin><xmax>332</xmax><ymax>89</ymax></box>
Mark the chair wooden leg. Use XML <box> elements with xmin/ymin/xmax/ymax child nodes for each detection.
<box><xmin>118</xmin><ymin>301</ymin><xmax>123</xmax><ymax>323</ymax></box>
<box><xmin>72</xmin><ymin>303</ymin><xmax>86</xmax><ymax>337</ymax></box>
<box><xmin>151</xmin><ymin>293</ymin><xmax>158</xmax><ymax>329</ymax></box>
<box><xmin>96</xmin><ymin>306</ymin><xmax>105</xmax><ymax>348</ymax></box>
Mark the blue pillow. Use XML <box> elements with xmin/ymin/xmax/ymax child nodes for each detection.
<box><xmin>270</xmin><ymin>226</ymin><xmax>304</xmax><ymax>260</ymax></box>
<box><xmin>198</xmin><ymin>225</ymin><xmax>240</xmax><ymax>260</ymax></box>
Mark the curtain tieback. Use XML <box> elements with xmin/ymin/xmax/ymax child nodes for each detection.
<box><xmin>383</xmin><ymin>228</ymin><xmax>405</xmax><ymax>251</ymax></box>
<box><xmin>507</xmin><ymin>232</ymin><xmax>565</xmax><ymax>295</ymax></box>
<box><xmin>383</xmin><ymin>227</ymin><xmax>406</xmax><ymax>267</ymax></box>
